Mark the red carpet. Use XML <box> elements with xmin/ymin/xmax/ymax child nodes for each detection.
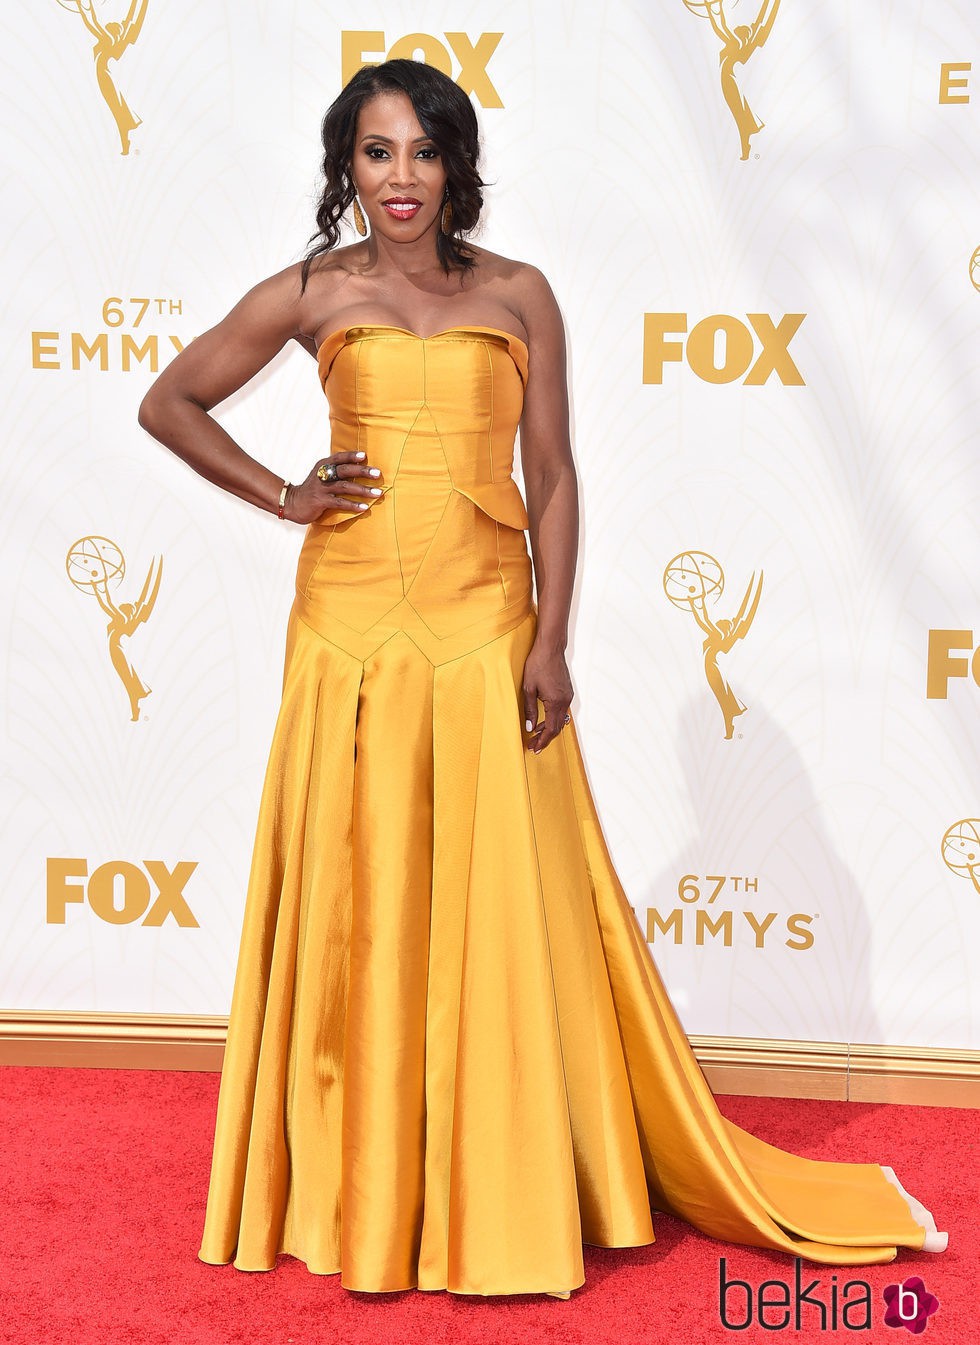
<box><xmin>1</xmin><ymin>1067</ymin><xmax>970</xmax><ymax>1344</ymax></box>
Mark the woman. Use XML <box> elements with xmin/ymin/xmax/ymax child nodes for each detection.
<box><xmin>138</xmin><ymin>58</ymin><xmax>946</xmax><ymax>1298</ymax></box>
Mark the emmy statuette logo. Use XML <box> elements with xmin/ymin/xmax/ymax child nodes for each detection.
<box><xmin>683</xmin><ymin>0</ymin><xmax>781</xmax><ymax>159</ymax></box>
<box><xmin>67</xmin><ymin>535</ymin><xmax>163</xmax><ymax>721</ymax></box>
<box><xmin>57</xmin><ymin>0</ymin><xmax>149</xmax><ymax>155</ymax></box>
<box><xmin>342</xmin><ymin>31</ymin><xmax>503</xmax><ymax>108</ymax></box>
<box><xmin>941</xmin><ymin>819</ymin><xmax>980</xmax><ymax>895</ymax></box>
<box><xmin>664</xmin><ymin>551</ymin><xmax>763</xmax><ymax>740</ymax></box>
<box><xmin>970</xmin><ymin>245</ymin><xmax>980</xmax><ymax>292</ymax></box>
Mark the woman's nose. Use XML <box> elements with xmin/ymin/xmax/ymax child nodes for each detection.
<box><xmin>388</xmin><ymin>153</ymin><xmax>418</xmax><ymax>187</ymax></box>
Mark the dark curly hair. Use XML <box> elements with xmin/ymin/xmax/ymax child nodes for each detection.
<box><xmin>299</xmin><ymin>59</ymin><xmax>485</xmax><ymax>290</ymax></box>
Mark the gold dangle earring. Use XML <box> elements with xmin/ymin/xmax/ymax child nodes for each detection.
<box><xmin>352</xmin><ymin>196</ymin><xmax>368</xmax><ymax>237</ymax></box>
<box><xmin>441</xmin><ymin>190</ymin><xmax>453</xmax><ymax>235</ymax></box>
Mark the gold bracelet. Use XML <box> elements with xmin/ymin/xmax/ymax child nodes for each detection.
<box><xmin>277</xmin><ymin>481</ymin><xmax>290</xmax><ymax>519</ymax></box>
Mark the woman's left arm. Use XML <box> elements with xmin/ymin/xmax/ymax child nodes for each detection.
<box><xmin>516</xmin><ymin>266</ymin><xmax>579</xmax><ymax>754</ymax></box>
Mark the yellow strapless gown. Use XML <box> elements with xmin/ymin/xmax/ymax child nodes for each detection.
<box><xmin>198</xmin><ymin>325</ymin><xmax>945</xmax><ymax>1295</ymax></box>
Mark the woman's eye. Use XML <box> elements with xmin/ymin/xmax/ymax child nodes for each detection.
<box><xmin>362</xmin><ymin>144</ymin><xmax>438</xmax><ymax>161</ymax></box>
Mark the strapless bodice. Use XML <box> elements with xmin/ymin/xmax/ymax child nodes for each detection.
<box><xmin>314</xmin><ymin>325</ymin><xmax>530</xmax><ymax>531</ymax></box>
<box><xmin>293</xmin><ymin>327</ymin><xmax>535</xmax><ymax>666</ymax></box>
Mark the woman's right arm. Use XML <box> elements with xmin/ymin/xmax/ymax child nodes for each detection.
<box><xmin>137</xmin><ymin>265</ymin><xmax>378</xmax><ymax>523</ymax></box>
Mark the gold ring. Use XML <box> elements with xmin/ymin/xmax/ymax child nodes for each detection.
<box><xmin>317</xmin><ymin>462</ymin><xmax>338</xmax><ymax>483</ymax></box>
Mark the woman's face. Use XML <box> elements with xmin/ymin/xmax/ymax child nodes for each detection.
<box><xmin>350</xmin><ymin>90</ymin><xmax>448</xmax><ymax>243</ymax></box>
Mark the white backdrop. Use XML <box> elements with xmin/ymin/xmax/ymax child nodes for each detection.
<box><xmin>1</xmin><ymin>0</ymin><xmax>978</xmax><ymax>1049</ymax></box>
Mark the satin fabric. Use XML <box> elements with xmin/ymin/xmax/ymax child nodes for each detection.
<box><xmin>198</xmin><ymin>326</ymin><xmax>942</xmax><ymax>1295</ymax></box>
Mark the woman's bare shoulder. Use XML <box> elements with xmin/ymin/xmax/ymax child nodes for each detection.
<box><xmin>468</xmin><ymin>246</ymin><xmax>561</xmax><ymax>329</ymax></box>
<box><xmin>224</xmin><ymin>253</ymin><xmax>354</xmax><ymax>316</ymax></box>
<box><xmin>260</xmin><ymin>246</ymin><xmax>370</xmax><ymax>343</ymax></box>
<box><xmin>469</xmin><ymin>244</ymin><xmax>552</xmax><ymax>287</ymax></box>
<box><xmin>302</xmin><ymin>242</ymin><xmax>371</xmax><ymax>281</ymax></box>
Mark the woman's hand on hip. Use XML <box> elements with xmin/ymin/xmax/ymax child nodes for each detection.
<box><xmin>522</xmin><ymin>642</ymin><xmax>574</xmax><ymax>754</ymax></box>
<box><xmin>284</xmin><ymin>451</ymin><xmax>383</xmax><ymax>524</ymax></box>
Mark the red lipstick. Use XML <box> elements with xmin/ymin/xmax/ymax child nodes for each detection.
<box><xmin>382</xmin><ymin>197</ymin><xmax>423</xmax><ymax>221</ymax></box>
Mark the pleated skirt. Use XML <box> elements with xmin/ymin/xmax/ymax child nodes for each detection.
<box><xmin>197</xmin><ymin>598</ymin><xmax>943</xmax><ymax>1294</ymax></box>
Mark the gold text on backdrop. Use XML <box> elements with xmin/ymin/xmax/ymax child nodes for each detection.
<box><xmin>938</xmin><ymin>62</ymin><xmax>971</xmax><ymax>104</ymax></box>
<box><xmin>33</xmin><ymin>296</ymin><xmax>185</xmax><ymax>372</ymax></box>
<box><xmin>643</xmin><ymin>313</ymin><xmax>805</xmax><ymax>385</ymax></box>
<box><xmin>67</xmin><ymin>536</ymin><xmax>163</xmax><ymax>722</ymax></box>
<box><xmin>683</xmin><ymin>0</ymin><xmax>781</xmax><ymax>159</ymax></box>
<box><xmin>341</xmin><ymin>31</ymin><xmax>503</xmax><ymax>107</ymax></box>
<box><xmin>57</xmin><ymin>0</ymin><xmax>150</xmax><ymax>155</ymax></box>
<box><xmin>46</xmin><ymin>859</ymin><xmax>199</xmax><ymax>926</ymax></box>
<box><xmin>941</xmin><ymin>821</ymin><xmax>980</xmax><ymax>896</ymax></box>
<box><xmin>926</xmin><ymin>630</ymin><xmax>980</xmax><ymax>699</ymax></box>
<box><xmin>664</xmin><ymin>551</ymin><xmax>763</xmax><ymax>740</ymax></box>
<box><xmin>644</xmin><ymin>873</ymin><xmax>814</xmax><ymax>950</ymax></box>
